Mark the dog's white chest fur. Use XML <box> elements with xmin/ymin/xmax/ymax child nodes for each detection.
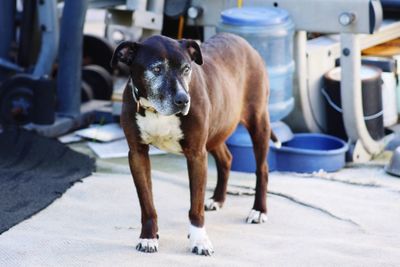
<box><xmin>136</xmin><ymin>110</ymin><xmax>184</xmax><ymax>154</ymax></box>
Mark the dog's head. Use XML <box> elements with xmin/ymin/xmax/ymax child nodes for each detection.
<box><xmin>110</xmin><ymin>35</ymin><xmax>203</xmax><ymax>116</ymax></box>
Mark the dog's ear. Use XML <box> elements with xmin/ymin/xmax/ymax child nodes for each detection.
<box><xmin>110</xmin><ymin>41</ymin><xmax>139</xmax><ymax>68</ymax></box>
<box><xmin>180</xmin><ymin>39</ymin><xmax>203</xmax><ymax>65</ymax></box>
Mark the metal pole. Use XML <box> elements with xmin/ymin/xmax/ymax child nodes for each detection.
<box><xmin>340</xmin><ymin>33</ymin><xmax>383</xmax><ymax>156</ymax></box>
<box><xmin>290</xmin><ymin>30</ymin><xmax>320</xmax><ymax>132</ymax></box>
<box><xmin>33</xmin><ymin>0</ymin><xmax>59</xmax><ymax>77</ymax></box>
<box><xmin>18</xmin><ymin>0</ymin><xmax>36</xmax><ymax>68</ymax></box>
<box><xmin>0</xmin><ymin>0</ymin><xmax>15</xmax><ymax>78</ymax></box>
<box><xmin>56</xmin><ymin>0</ymin><xmax>89</xmax><ymax>117</ymax></box>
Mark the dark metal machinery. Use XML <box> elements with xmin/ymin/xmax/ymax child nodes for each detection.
<box><xmin>0</xmin><ymin>0</ymin><xmax>58</xmax><ymax>127</ymax></box>
<box><xmin>0</xmin><ymin>0</ymin><xmax>163</xmax><ymax>136</ymax></box>
<box><xmin>0</xmin><ymin>0</ymin><xmax>112</xmax><ymax>136</ymax></box>
<box><xmin>0</xmin><ymin>0</ymin><xmax>71</xmax><ymax>131</ymax></box>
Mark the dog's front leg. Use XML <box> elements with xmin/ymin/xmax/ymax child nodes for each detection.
<box><xmin>128</xmin><ymin>146</ymin><xmax>159</xmax><ymax>253</ymax></box>
<box><xmin>186</xmin><ymin>149</ymin><xmax>214</xmax><ymax>256</ymax></box>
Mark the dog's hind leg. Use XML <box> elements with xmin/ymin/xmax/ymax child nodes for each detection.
<box><xmin>245</xmin><ymin>113</ymin><xmax>270</xmax><ymax>224</ymax></box>
<box><xmin>205</xmin><ymin>143</ymin><xmax>232</xmax><ymax>211</ymax></box>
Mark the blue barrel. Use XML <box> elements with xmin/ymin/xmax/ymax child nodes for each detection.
<box><xmin>217</xmin><ymin>7</ymin><xmax>295</xmax><ymax>122</ymax></box>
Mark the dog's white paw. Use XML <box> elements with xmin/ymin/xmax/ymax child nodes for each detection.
<box><xmin>136</xmin><ymin>238</ymin><xmax>158</xmax><ymax>253</ymax></box>
<box><xmin>204</xmin><ymin>198</ymin><xmax>222</xmax><ymax>211</ymax></box>
<box><xmin>188</xmin><ymin>225</ymin><xmax>214</xmax><ymax>256</ymax></box>
<box><xmin>246</xmin><ymin>209</ymin><xmax>268</xmax><ymax>224</ymax></box>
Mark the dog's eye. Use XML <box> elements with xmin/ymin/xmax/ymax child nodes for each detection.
<box><xmin>152</xmin><ymin>66</ymin><xmax>161</xmax><ymax>74</ymax></box>
<box><xmin>183</xmin><ymin>66</ymin><xmax>191</xmax><ymax>75</ymax></box>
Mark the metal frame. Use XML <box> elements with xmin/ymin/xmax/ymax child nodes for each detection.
<box><xmin>0</xmin><ymin>0</ymin><xmax>58</xmax><ymax>78</ymax></box>
<box><xmin>105</xmin><ymin>0</ymin><xmax>165</xmax><ymax>45</ymax></box>
<box><xmin>340</xmin><ymin>33</ymin><xmax>382</xmax><ymax>156</ymax></box>
<box><xmin>295</xmin><ymin>21</ymin><xmax>400</xmax><ymax>157</ymax></box>
<box><xmin>0</xmin><ymin>0</ymin><xmax>16</xmax><ymax>78</ymax></box>
<box><xmin>33</xmin><ymin>0</ymin><xmax>59</xmax><ymax>78</ymax></box>
<box><xmin>189</xmin><ymin>0</ymin><xmax>380</xmax><ymax>34</ymax></box>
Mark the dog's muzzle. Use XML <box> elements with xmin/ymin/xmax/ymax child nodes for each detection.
<box><xmin>174</xmin><ymin>91</ymin><xmax>190</xmax><ymax>116</ymax></box>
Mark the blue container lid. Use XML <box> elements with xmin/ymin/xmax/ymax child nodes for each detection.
<box><xmin>221</xmin><ymin>7</ymin><xmax>290</xmax><ymax>26</ymax></box>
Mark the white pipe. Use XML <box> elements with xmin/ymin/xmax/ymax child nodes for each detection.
<box><xmin>294</xmin><ymin>30</ymin><xmax>323</xmax><ymax>132</ymax></box>
<box><xmin>340</xmin><ymin>33</ymin><xmax>383</xmax><ymax>155</ymax></box>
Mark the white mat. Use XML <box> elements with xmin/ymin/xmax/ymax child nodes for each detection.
<box><xmin>1</xmin><ymin>165</ymin><xmax>400</xmax><ymax>266</ymax></box>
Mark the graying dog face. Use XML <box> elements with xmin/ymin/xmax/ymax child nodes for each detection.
<box><xmin>111</xmin><ymin>35</ymin><xmax>203</xmax><ymax>116</ymax></box>
<box><xmin>141</xmin><ymin>58</ymin><xmax>192</xmax><ymax>115</ymax></box>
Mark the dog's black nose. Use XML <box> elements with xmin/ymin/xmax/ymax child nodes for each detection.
<box><xmin>174</xmin><ymin>92</ymin><xmax>190</xmax><ymax>107</ymax></box>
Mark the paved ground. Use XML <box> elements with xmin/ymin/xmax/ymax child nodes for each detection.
<box><xmin>1</xmin><ymin>151</ymin><xmax>400</xmax><ymax>267</ymax></box>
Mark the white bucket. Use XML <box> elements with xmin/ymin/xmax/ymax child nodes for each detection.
<box><xmin>382</xmin><ymin>72</ymin><xmax>398</xmax><ymax>126</ymax></box>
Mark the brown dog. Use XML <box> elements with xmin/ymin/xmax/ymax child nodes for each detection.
<box><xmin>111</xmin><ymin>33</ymin><xmax>271</xmax><ymax>256</ymax></box>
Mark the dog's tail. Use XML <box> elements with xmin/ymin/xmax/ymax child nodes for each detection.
<box><xmin>270</xmin><ymin>130</ymin><xmax>281</xmax><ymax>149</ymax></box>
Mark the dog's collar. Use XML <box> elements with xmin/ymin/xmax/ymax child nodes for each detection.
<box><xmin>129</xmin><ymin>78</ymin><xmax>157</xmax><ymax>113</ymax></box>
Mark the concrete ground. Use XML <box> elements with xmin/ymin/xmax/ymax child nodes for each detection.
<box><xmin>1</xmin><ymin>146</ymin><xmax>400</xmax><ymax>266</ymax></box>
